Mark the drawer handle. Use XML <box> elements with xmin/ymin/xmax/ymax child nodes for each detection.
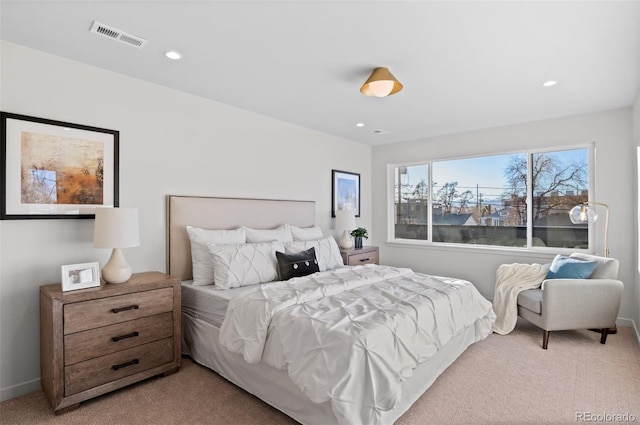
<box><xmin>112</xmin><ymin>359</ymin><xmax>140</xmax><ymax>371</ymax></box>
<box><xmin>111</xmin><ymin>305</ymin><xmax>139</xmax><ymax>314</ymax></box>
<box><xmin>112</xmin><ymin>331</ymin><xmax>139</xmax><ymax>342</ymax></box>
<box><xmin>359</xmin><ymin>258</ymin><xmax>370</xmax><ymax>262</ymax></box>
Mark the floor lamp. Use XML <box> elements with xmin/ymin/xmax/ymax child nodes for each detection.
<box><xmin>568</xmin><ymin>201</ymin><xmax>616</xmax><ymax>334</ymax></box>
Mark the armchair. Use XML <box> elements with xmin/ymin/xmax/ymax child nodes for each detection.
<box><xmin>517</xmin><ymin>253</ymin><xmax>623</xmax><ymax>349</ymax></box>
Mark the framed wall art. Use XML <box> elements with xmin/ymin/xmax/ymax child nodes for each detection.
<box><xmin>61</xmin><ymin>262</ymin><xmax>101</xmax><ymax>291</ymax></box>
<box><xmin>1</xmin><ymin>112</ymin><xmax>119</xmax><ymax>219</ymax></box>
<box><xmin>332</xmin><ymin>169</ymin><xmax>360</xmax><ymax>217</ymax></box>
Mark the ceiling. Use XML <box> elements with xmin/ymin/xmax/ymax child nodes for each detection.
<box><xmin>1</xmin><ymin>1</ymin><xmax>639</xmax><ymax>146</ymax></box>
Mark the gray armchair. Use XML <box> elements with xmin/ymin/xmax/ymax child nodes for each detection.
<box><xmin>517</xmin><ymin>253</ymin><xmax>623</xmax><ymax>349</ymax></box>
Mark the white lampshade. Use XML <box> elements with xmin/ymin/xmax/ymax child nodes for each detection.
<box><xmin>335</xmin><ymin>209</ymin><xmax>356</xmax><ymax>250</ymax></box>
<box><xmin>336</xmin><ymin>209</ymin><xmax>357</xmax><ymax>232</ymax></box>
<box><xmin>93</xmin><ymin>207</ymin><xmax>140</xmax><ymax>284</ymax></box>
<box><xmin>93</xmin><ymin>208</ymin><xmax>140</xmax><ymax>248</ymax></box>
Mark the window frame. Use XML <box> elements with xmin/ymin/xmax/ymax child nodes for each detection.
<box><xmin>387</xmin><ymin>143</ymin><xmax>595</xmax><ymax>254</ymax></box>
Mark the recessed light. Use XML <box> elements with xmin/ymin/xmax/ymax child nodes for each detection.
<box><xmin>164</xmin><ymin>50</ymin><xmax>182</xmax><ymax>60</ymax></box>
<box><xmin>543</xmin><ymin>80</ymin><xmax>557</xmax><ymax>87</ymax></box>
<box><xmin>355</xmin><ymin>123</ymin><xmax>364</xmax><ymax>127</ymax></box>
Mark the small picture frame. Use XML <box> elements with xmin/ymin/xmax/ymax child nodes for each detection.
<box><xmin>61</xmin><ymin>262</ymin><xmax>101</xmax><ymax>291</ymax></box>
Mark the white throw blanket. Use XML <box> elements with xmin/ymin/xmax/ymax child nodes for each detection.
<box><xmin>220</xmin><ymin>264</ymin><xmax>495</xmax><ymax>425</ymax></box>
<box><xmin>492</xmin><ymin>263</ymin><xmax>549</xmax><ymax>335</ymax></box>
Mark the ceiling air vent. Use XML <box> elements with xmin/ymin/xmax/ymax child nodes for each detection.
<box><xmin>89</xmin><ymin>21</ymin><xmax>147</xmax><ymax>48</ymax></box>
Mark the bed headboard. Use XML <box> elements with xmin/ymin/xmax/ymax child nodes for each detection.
<box><xmin>166</xmin><ymin>195</ymin><xmax>316</xmax><ymax>280</ymax></box>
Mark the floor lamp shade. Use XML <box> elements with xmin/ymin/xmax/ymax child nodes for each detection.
<box><xmin>568</xmin><ymin>202</ymin><xmax>610</xmax><ymax>258</ymax></box>
<box><xmin>93</xmin><ymin>207</ymin><xmax>140</xmax><ymax>283</ymax></box>
<box><xmin>336</xmin><ymin>209</ymin><xmax>357</xmax><ymax>249</ymax></box>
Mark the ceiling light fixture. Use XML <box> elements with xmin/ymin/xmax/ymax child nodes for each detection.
<box><xmin>360</xmin><ymin>67</ymin><xmax>403</xmax><ymax>97</ymax></box>
<box><xmin>164</xmin><ymin>50</ymin><xmax>182</xmax><ymax>60</ymax></box>
<box><xmin>543</xmin><ymin>80</ymin><xmax>557</xmax><ymax>87</ymax></box>
<box><xmin>355</xmin><ymin>123</ymin><xmax>364</xmax><ymax>127</ymax></box>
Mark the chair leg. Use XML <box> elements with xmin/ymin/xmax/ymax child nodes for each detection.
<box><xmin>600</xmin><ymin>328</ymin><xmax>609</xmax><ymax>344</ymax></box>
<box><xmin>542</xmin><ymin>330</ymin><xmax>550</xmax><ymax>349</ymax></box>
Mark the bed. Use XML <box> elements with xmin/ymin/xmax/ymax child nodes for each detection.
<box><xmin>167</xmin><ymin>195</ymin><xmax>495</xmax><ymax>425</ymax></box>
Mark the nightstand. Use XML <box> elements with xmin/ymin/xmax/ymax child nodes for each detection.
<box><xmin>40</xmin><ymin>271</ymin><xmax>181</xmax><ymax>413</ymax></box>
<box><xmin>340</xmin><ymin>246</ymin><xmax>379</xmax><ymax>266</ymax></box>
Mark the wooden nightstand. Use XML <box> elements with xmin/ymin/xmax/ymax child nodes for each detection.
<box><xmin>40</xmin><ymin>271</ymin><xmax>181</xmax><ymax>413</ymax></box>
<box><xmin>340</xmin><ymin>246</ymin><xmax>379</xmax><ymax>266</ymax></box>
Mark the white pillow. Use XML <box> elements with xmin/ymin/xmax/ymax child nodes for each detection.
<box><xmin>208</xmin><ymin>241</ymin><xmax>284</xmax><ymax>289</ymax></box>
<box><xmin>290</xmin><ymin>225</ymin><xmax>323</xmax><ymax>241</ymax></box>
<box><xmin>284</xmin><ymin>237</ymin><xmax>344</xmax><ymax>271</ymax></box>
<box><xmin>186</xmin><ymin>226</ymin><xmax>246</xmax><ymax>286</ymax></box>
<box><xmin>243</xmin><ymin>224</ymin><xmax>293</xmax><ymax>243</ymax></box>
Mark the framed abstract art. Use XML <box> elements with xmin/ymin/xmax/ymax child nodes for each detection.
<box><xmin>1</xmin><ymin>112</ymin><xmax>119</xmax><ymax>219</ymax></box>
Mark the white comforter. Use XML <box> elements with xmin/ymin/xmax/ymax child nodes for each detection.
<box><xmin>219</xmin><ymin>264</ymin><xmax>495</xmax><ymax>425</ymax></box>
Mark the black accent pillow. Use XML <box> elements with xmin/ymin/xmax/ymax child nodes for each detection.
<box><xmin>276</xmin><ymin>247</ymin><xmax>320</xmax><ymax>281</ymax></box>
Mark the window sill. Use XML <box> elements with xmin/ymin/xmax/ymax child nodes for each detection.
<box><xmin>383</xmin><ymin>240</ymin><xmax>593</xmax><ymax>260</ymax></box>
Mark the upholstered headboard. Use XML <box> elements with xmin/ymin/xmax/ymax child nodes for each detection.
<box><xmin>166</xmin><ymin>195</ymin><xmax>316</xmax><ymax>280</ymax></box>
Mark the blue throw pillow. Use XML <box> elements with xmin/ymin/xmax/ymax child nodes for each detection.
<box><xmin>546</xmin><ymin>255</ymin><xmax>597</xmax><ymax>279</ymax></box>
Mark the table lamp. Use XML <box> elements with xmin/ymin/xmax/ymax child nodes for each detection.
<box><xmin>335</xmin><ymin>208</ymin><xmax>357</xmax><ymax>249</ymax></box>
<box><xmin>93</xmin><ymin>207</ymin><xmax>140</xmax><ymax>283</ymax></box>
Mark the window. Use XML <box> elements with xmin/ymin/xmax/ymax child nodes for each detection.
<box><xmin>432</xmin><ymin>154</ymin><xmax>526</xmax><ymax>246</ymax></box>
<box><xmin>390</xmin><ymin>147</ymin><xmax>591</xmax><ymax>250</ymax></box>
<box><xmin>531</xmin><ymin>149</ymin><xmax>589</xmax><ymax>249</ymax></box>
<box><xmin>394</xmin><ymin>165</ymin><xmax>429</xmax><ymax>240</ymax></box>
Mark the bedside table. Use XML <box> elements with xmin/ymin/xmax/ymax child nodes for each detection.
<box><xmin>340</xmin><ymin>246</ymin><xmax>379</xmax><ymax>266</ymax></box>
<box><xmin>40</xmin><ymin>271</ymin><xmax>181</xmax><ymax>413</ymax></box>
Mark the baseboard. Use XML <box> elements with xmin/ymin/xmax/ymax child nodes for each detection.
<box><xmin>615</xmin><ymin>317</ymin><xmax>640</xmax><ymax>348</ymax></box>
<box><xmin>0</xmin><ymin>378</ymin><xmax>41</xmax><ymax>402</ymax></box>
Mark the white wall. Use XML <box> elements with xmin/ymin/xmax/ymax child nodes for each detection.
<box><xmin>633</xmin><ymin>91</ymin><xmax>640</xmax><ymax>341</ymax></box>
<box><xmin>0</xmin><ymin>41</ymin><xmax>372</xmax><ymax>400</ymax></box>
<box><xmin>372</xmin><ymin>109</ymin><xmax>637</xmax><ymax>328</ymax></box>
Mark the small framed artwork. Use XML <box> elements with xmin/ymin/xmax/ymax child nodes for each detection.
<box><xmin>61</xmin><ymin>262</ymin><xmax>101</xmax><ymax>292</ymax></box>
<box><xmin>1</xmin><ymin>112</ymin><xmax>119</xmax><ymax>220</ymax></box>
<box><xmin>332</xmin><ymin>169</ymin><xmax>360</xmax><ymax>217</ymax></box>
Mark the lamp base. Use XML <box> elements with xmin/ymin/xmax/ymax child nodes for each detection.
<box><xmin>340</xmin><ymin>230</ymin><xmax>353</xmax><ymax>249</ymax></box>
<box><xmin>102</xmin><ymin>248</ymin><xmax>132</xmax><ymax>284</ymax></box>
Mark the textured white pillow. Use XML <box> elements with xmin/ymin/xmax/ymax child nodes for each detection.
<box><xmin>243</xmin><ymin>224</ymin><xmax>293</xmax><ymax>243</ymax></box>
<box><xmin>284</xmin><ymin>237</ymin><xmax>344</xmax><ymax>271</ymax></box>
<box><xmin>208</xmin><ymin>241</ymin><xmax>284</xmax><ymax>289</ymax></box>
<box><xmin>186</xmin><ymin>226</ymin><xmax>246</xmax><ymax>286</ymax></box>
<box><xmin>290</xmin><ymin>225</ymin><xmax>323</xmax><ymax>241</ymax></box>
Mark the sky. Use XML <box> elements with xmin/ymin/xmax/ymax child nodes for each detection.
<box><xmin>398</xmin><ymin>148</ymin><xmax>588</xmax><ymax>205</ymax></box>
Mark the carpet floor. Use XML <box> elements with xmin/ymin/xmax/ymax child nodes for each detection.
<box><xmin>2</xmin><ymin>319</ymin><xmax>639</xmax><ymax>425</ymax></box>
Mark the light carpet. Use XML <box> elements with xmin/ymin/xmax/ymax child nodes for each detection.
<box><xmin>2</xmin><ymin>319</ymin><xmax>639</xmax><ymax>425</ymax></box>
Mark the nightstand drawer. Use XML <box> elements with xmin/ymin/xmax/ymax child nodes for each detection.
<box><xmin>64</xmin><ymin>287</ymin><xmax>174</xmax><ymax>334</ymax></box>
<box><xmin>348</xmin><ymin>251</ymin><xmax>378</xmax><ymax>265</ymax></box>
<box><xmin>64</xmin><ymin>312</ymin><xmax>174</xmax><ymax>365</ymax></box>
<box><xmin>64</xmin><ymin>338</ymin><xmax>174</xmax><ymax>396</ymax></box>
